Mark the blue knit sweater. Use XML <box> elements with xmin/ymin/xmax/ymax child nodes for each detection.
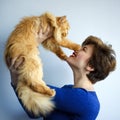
<box><xmin>12</xmin><ymin>84</ymin><xmax>100</xmax><ymax>120</ymax></box>
<box><xmin>44</xmin><ymin>85</ymin><xmax>100</xmax><ymax>120</ymax></box>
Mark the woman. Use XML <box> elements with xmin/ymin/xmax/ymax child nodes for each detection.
<box><xmin>8</xmin><ymin>28</ymin><xmax>116</xmax><ymax>120</ymax></box>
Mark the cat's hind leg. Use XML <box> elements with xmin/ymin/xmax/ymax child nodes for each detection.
<box><xmin>30</xmin><ymin>81</ymin><xmax>55</xmax><ymax>97</ymax></box>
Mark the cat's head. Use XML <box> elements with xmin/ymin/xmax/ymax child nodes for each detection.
<box><xmin>45</xmin><ymin>12</ymin><xmax>70</xmax><ymax>41</ymax></box>
<box><xmin>54</xmin><ymin>16</ymin><xmax>70</xmax><ymax>41</ymax></box>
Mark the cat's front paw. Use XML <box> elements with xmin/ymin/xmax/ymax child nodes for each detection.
<box><xmin>58</xmin><ymin>54</ymin><xmax>68</xmax><ymax>60</ymax></box>
<box><xmin>74</xmin><ymin>44</ymin><xmax>81</xmax><ymax>51</ymax></box>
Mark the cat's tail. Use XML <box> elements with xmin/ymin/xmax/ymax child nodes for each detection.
<box><xmin>16</xmin><ymin>85</ymin><xmax>55</xmax><ymax>117</ymax></box>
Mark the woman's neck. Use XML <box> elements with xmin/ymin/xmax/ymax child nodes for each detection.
<box><xmin>73</xmin><ymin>69</ymin><xmax>94</xmax><ymax>91</ymax></box>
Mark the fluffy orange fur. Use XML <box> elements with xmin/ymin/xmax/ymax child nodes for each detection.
<box><xmin>4</xmin><ymin>12</ymin><xmax>80</xmax><ymax>116</ymax></box>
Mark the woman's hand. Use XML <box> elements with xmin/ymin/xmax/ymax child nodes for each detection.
<box><xmin>7</xmin><ymin>56</ymin><xmax>24</xmax><ymax>87</ymax></box>
<box><xmin>37</xmin><ymin>26</ymin><xmax>54</xmax><ymax>43</ymax></box>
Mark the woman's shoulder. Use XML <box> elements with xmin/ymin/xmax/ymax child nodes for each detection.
<box><xmin>62</xmin><ymin>84</ymin><xmax>73</xmax><ymax>88</ymax></box>
<box><xmin>62</xmin><ymin>84</ymin><xmax>95</xmax><ymax>92</ymax></box>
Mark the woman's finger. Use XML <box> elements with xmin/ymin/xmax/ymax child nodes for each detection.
<box><xmin>14</xmin><ymin>56</ymin><xmax>24</xmax><ymax>70</ymax></box>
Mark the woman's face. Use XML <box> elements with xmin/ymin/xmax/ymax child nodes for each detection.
<box><xmin>67</xmin><ymin>44</ymin><xmax>94</xmax><ymax>71</ymax></box>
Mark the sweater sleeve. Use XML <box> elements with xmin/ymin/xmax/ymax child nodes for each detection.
<box><xmin>11</xmin><ymin>83</ymin><xmax>42</xmax><ymax>118</ymax></box>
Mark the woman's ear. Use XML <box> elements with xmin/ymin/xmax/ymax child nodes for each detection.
<box><xmin>86</xmin><ymin>64</ymin><xmax>94</xmax><ymax>72</ymax></box>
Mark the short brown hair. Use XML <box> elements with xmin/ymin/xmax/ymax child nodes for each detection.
<box><xmin>82</xmin><ymin>36</ymin><xmax>116</xmax><ymax>84</ymax></box>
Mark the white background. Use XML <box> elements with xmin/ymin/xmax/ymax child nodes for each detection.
<box><xmin>0</xmin><ymin>0</ymin><xmax>120</xmax><ymax>120</ymax></box>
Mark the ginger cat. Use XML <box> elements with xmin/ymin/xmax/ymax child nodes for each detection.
<box><xmin>4</xmin><ymin>12</ymin><xmax>80</xmax><ymax>117</ymax></box>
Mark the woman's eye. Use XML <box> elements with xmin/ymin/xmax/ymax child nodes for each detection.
<box><xmin>83</xmin><ymin>47</ymin><xmax>87</xmax><ymax>51</ymax></box>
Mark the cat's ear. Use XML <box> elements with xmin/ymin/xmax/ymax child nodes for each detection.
<box><xmin>57</xmin><ymin>16</ymin><xmax>67</xmax><ymax>23</ymax></box>
<box><xmin>45</xmin><ymin>12</ymin><xmax>58</xmax><ymax>27</ymax></box>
